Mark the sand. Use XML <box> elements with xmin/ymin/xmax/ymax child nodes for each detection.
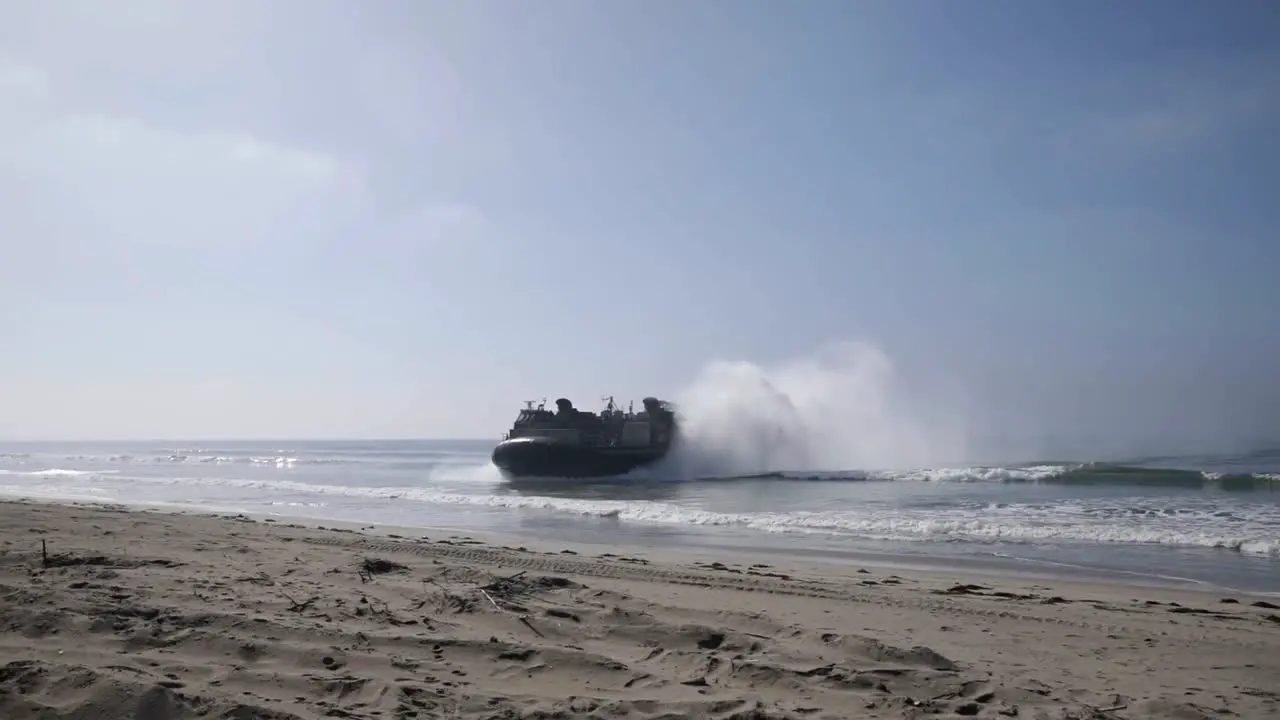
<box><xmin>1</xmin><ymin>500</ymin><xmax>1277</xmax><ymax>720</ymax></box>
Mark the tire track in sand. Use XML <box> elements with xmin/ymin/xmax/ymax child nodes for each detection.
<box><xmin>297</xmin><ymin>534</ymin><xmax>1161</xmax><ymax>637</ymax></box>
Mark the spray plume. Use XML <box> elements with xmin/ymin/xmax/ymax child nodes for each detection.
<box><xmin>663</xmin><ymin>341</ymin><xmax>972</xmax><ymax>478</ymax></box>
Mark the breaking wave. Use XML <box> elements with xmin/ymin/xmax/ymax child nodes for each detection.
<box><xmin>2</xmin><ymin>469</ymin><xmax>1277</xmax><ymax>557</ymax></box>
<box><xmin>2</xmin><ymin>461</ymin><xmax>1277</xmax><ymax>489</ymax></box>
<box><xmin>686</xmin><ymin>463</ymin><xmax>1280</xmax><ymax>490</ymax></box>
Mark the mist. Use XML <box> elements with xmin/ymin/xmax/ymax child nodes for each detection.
<box><xmin>652</xmin><ymin>336</ymin><xmax>1280</xmax><ymax>475</ymax></box>
<box><xmin>662</xmin><ymin>340</ymin><xmax>976</xmax><ymax>477</ymax></box>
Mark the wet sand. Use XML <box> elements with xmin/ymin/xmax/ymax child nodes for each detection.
<box><xmin>1</xmin><ymin>499</ymin><xmax>1277</xmax><ymax>719</ymax></box>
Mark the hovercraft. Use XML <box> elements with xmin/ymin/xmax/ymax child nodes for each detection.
<box><xmin>491</xmin><ymin>396</ymin><xmax>678</xmax><ymax>479</ymax></box>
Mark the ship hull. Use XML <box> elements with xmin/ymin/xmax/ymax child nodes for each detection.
<box><xmin>491</xmin><ymin>436</ymin><xmax>670</xmax><ymax>479</ymax></box>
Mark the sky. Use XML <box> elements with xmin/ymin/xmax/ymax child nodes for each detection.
<box><xmin>1</xmin><ymin>0</ymin><xmax>1277</xmax><ymax>457</ymax></box>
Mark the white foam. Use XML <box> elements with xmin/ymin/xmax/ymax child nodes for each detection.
<box><xmin>0</xmin><ymin>468</ymin><xmax>118</xmax><ymax>477</ymax></box>
<box><xmin>870</xmin><ymin>465</ymin><xmax>1071</xmax><ymax>483</ymax></box>
<box><xmin>5</xmin><ymin>470</ymin><xmax>1271</xmax><ymax>556</ymax></box>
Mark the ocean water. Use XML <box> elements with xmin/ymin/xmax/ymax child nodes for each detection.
<box><xmin>1</xmin><ymin>440</ymin><xmax>1278</xmax><ymax>594</ymax></box>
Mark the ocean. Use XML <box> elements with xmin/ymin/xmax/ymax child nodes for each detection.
<box><xmin>1</xmin><ymin>440</ymin><xmax>1277</xmax><ymax>594</ymax></box>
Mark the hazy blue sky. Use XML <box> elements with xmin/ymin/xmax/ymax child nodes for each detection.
<box><xmin>1</xmin><ymin>1</ymin><xmax>1277</xmax><ymax>457</ymax></box>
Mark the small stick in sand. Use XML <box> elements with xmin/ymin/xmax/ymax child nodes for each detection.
<box><xmin>479</xmin><ymin>588</ymin><xmax>502</xmax><ymax>612</ymax></box>
<box><xmin>519</xmin><ymin>616</ymin><xmax>545</xmax><ymax>638</ymax></box>
<box><xmin>41</xmin><ymin>539</ymin><xmax>48</xmax><ymax>567</ymax></box>
<box><xmin>280</xmin><ymin>591</ymin><xmax>318</xmax><ymax>612</ymax></box>
<box><xmin>477</xmin><ymin>585</ymin><xmax>544</xmax><ymax>637</ymax></box>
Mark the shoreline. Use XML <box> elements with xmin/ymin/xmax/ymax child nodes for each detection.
<box><xmin>235</xmin><ymin>512</ymin><xmax>1280</xmax><ymax>599</ymax></box>
<box><xmin>2</xmin><ymin>492</ymin><xmax>1276</xmax><ymax>597</ymax></box>
<box><xmin>3</xmin><ymin>498</ymin><xmax>1280</xmax><ymax>719</ymax></box>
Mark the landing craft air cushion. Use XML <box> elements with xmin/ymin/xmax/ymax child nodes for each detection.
<box><xmin>491</xmin><ymin>396</ymin><xmax>678</xmax><ymax>479</ymax></box>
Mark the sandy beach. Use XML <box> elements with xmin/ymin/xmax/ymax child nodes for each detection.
<box><xmin>1</xmin><ymin>500</ymin><xmax>1277</xmax><ymax>719</ymax></box>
